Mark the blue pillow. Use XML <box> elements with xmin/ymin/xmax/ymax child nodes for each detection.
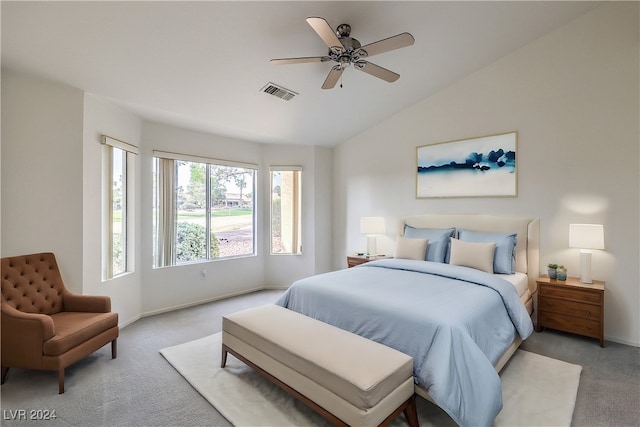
<box><xmin>457</xmin><ymin>229</ymin><xmax>517</xmax><ymax>274</ymax></box>
<box><xmin>403</xmin><ymin>226</ymin><xmax>455</xmax><ymax>263</ymax></box>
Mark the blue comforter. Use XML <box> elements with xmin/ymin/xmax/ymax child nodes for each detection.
<box><xmin>276</xmin><ymin>259</ymin><xmax>533</xmax><ymax>427</ymax></box>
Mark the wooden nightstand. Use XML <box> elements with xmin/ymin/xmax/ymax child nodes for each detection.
<box><xmin>347</xmin><ymin>255</ymin><xmax>389</xmax><ymax>268</ymax></box>
<box><xmin>536</xmin><ymin>276</ymin><xmax>605</xmax><ymax>347</ymax></box>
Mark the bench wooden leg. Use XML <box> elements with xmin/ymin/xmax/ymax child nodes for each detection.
<box><xmin>380</xmin><ymin>394</ymin><xmax>419</xmax><ymax>427</ymax></box>
<box><xmin>112</xmin><ymin>338</ymin><xmax>118</xmax><ymax>359</ymax></box>
<box><xmin>403</xmin><ymin>394</ymin><xmax>419</xmax><ymax>427</ymax></box>
<box><xmin>221</xmin><ymin>344</ymin><xmax>228</xmax><ymax>368</ymax></box>
<box><xmin>58</xmin><ymin>368</ymin><xmax>65</xmax><ymax>394</ymax></box>
<box><xmin>1</xmin><ymin>366</ymin><xmax>8</xmax><ymax>384</ymax></box>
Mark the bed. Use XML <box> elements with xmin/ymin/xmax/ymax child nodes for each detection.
<box><xmin>276</xmin><ymin>214</ymin><xmax>539</xmax><ymax>427</ymax></box>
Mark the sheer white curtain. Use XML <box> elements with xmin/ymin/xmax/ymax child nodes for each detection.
<box><xmin>156</xmin><ymin>158</ymin><xmax>176</xmax><ymax>267</ymax></box>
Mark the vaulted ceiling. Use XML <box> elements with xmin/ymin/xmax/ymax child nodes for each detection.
<box><xmin>1</xmin><ymin>1</ymin><xmax>600</xmax><ymax>146</ymax></box>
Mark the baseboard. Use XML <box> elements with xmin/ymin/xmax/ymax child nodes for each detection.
<box><xmin>119</xmin><ymin>314</ymin><xmax>142</xmax><ymax>329</ymax></box>
<box><xmin>140</xmin><ymin>286</ymin><xmax>265</xmax><ymax>318</ymax></box>
<box><xmin>605</xmin><ymin>334</ymin><xmax>640</xmax><ymax>348</ymax></box>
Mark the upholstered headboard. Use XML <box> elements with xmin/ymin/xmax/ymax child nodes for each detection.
<box><xmin>399</xmin><ymin>214</ymin><xmax>540</xmax><ymax>295</ymax></box>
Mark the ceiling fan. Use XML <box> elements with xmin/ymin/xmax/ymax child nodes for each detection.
<box><xmin>271</xmin><ymin>17</ymin><xmax>415</xmax><ymax>89</ymax></box>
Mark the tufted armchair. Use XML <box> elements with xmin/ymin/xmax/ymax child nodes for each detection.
<box><xmin>1</xmin><ymin>252</ymin><xmax>119</xmax><ymax>393</ymax></box>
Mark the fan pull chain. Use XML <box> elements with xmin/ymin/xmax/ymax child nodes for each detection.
<box><xmin>340</xmin><ymin>73</ymin><xmax>343</xmax><ymax>88</ymax></box>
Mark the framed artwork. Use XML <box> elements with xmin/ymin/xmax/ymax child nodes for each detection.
<box><xmin>416</xmin><ymin>131</ymin><xmax>517</xmax><ymax>198</ymax></box>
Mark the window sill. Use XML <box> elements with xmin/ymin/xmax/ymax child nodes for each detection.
<box><xmin>102</xmin><ymin>271</ymin><xmax>134</xmax><ymax>284</ymax></box>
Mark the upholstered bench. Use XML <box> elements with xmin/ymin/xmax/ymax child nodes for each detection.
<box><xmin>222</xmin><ymin>304</ymin><xmax>418</xmax><ymax>427</ymax></box>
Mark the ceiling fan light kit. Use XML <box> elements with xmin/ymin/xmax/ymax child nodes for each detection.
<box><xmin>271</xmin><ymin>17</ymin><xmax>414</xmax><ymax>89</ymax></box>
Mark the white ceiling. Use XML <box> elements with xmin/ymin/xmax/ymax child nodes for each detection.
<box><xmin>2</xmin><ymin>1</ymin><xmax>600</xmax><ymax>147</ymax></box>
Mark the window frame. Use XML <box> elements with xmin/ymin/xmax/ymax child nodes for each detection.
<box><xmin>153</xmin><ymin>151</ymin><xmax>258</xmax><ymax>268</ymax></box>
<box><xmin>101</xmin><ymin>135</ymin><xmax>138</xmax><ymax>281</ymax></box>
<box><xmin>270</xmin><ymin>166</ymin><xmax>302</xmax><ymax>255</ymax></box>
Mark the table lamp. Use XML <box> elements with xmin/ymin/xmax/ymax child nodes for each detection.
<box><xmin>360</xmin><ymin>217</ymin><xmax>385</xmax><ymax>257</ymax></box>
<box><xmin>569</xmin><ymin>224</ymin><xmax>604</xmax><ymax>284</ymax></box>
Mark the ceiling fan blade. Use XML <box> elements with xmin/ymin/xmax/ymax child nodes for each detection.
<box><xmin>358</xmin><ymin>32</ymin><xmax>415</xmax><ymax>58</ymax></box>
<box><xmin>322</xmin><ymin>65</ymin><xmax>344</xmax><ymax>89</ymax></box>
<box><xmin>271</xmin><ymin>56</ymin><xmax>331</xmax><ymax>65</ymax></box>
<box><xmin>306</xmin><ymin>17</ymin><xmax>344</xmax><ymax>52</ymax></box>
<box><xmin>355</xmin><ymin>61</ymin><xmax>400</xmax><ymax>83</ymax></box>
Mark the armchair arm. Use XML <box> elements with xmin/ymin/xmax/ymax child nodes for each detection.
<box><xmin>63</xmin><ymin>292</ymin><xmax>111</xmax><ymax>313</ymax></box>
<box><xmin>1</xmin><ymin>303</ymin><xmax>55</xmax><ymax>367</ymax></box>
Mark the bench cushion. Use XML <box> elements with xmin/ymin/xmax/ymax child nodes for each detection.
<box><xmin>223</xmin><ymin>304</ymin><xmax>413</xmax><ymax>410</ymax></box>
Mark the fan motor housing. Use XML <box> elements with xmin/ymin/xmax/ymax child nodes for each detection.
<box><xmin>339</xmin><ymin>36</ymin><xmax>361</xmax><ymax>53</ymax></box>
<box><xmin>336</xmin><ymin>23</ymin><xmax>351</xmax><ymax>37</ymax></box>
<box><xmin>329</xmin><ymin>33</ymin><xmax>362</xmax><ymax>63</ymax></box>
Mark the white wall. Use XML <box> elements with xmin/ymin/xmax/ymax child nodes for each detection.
<box><xmin>140</xmin><ymin>121</ymin><xmax>266</xmax><ymax>314</ymax></box>
<box><xmin>1</xmin><ymin>70</ymin><xmax>85</xmax><ymax>292</ymax></box>
<box><xmin>262</xmin><ymin>144</ymin><xmax>333</xmax><ymax>287</ymax></box>
<box><xmin>333</xmin><ymin>3</ymin><xmax>639</xmax><ymax>346</ymax></box>
<box><xmin>82</xmin><ymin>93</ymin><xmax>143</xmax><ymax>326</ymax></box>
<box><xmin>2</xmin><ymin>71</ymin><xmax>334</xmax><ymax>323</ymax></box>
<box><xmin>139</xmin><ymin>122</ymin><xmax>333</xmax><ymax>315</ymax></box>
<box><xmin>312</xmin><ymin>145</ymin><xmax>333</xmax><ymax>274</ymax></box>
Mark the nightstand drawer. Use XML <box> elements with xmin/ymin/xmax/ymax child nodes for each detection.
<box><xmin>538</xmin><ymin>312</ymin><xmax>601</xmax><ymax>339</ymax></box>
<box><xmin>347</xmin><ymin>255</ymin><xmax>389</xmax><ymax>268</ymax></box>
<box><xmin>538</xmin><ymin>298</ymin><xmax>602</xmax><ymax>321</ymax></box>
<box><xmin>347</xmin><ymin>257</ymin><xmax>370</xmax><ymax>268</ymax></box>
<box><xmin>539</xmin><ymin>285</ymin><xmax>602</xmax><ymax>304</ymax></box>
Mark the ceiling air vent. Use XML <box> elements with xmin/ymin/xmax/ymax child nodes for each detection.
<box><xmin>261</xmin><ymin>82</ymin><xmax>298</xmax><ymax>101</ymax></box>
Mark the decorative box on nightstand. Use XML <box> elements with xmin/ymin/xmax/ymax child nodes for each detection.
<box><xmin>535</xmin><ymin>275</ymin><xmax>605</xmax><ymax>347</ymax></box>
<box><xmin>346</xmin><ymin>255</ymin><xmax>389</xmax><ymax>268</ymax></box>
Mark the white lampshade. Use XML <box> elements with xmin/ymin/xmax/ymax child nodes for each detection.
<box><xmin>360</xmin><ymin>217</ymin><xmax>385</xmax><ymax>257</ymax></box>
<box><xmin>360</xmin><ymin>217</ymin><xmax>386</xmax><ymax>235</ymax></box>
<box><xmin>569</xmin><ymin>224</ymin><xmax>605</xmax><ymax>250</ymax></box>
<box><xmin>569</xmin><ymin>223</ymin><xmax>604</xmax><ymax>284</ymax></box>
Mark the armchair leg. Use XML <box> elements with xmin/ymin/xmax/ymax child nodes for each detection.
<box><xmin>58</xmin><ymin>368</ymin><xmax>65</xmax><ymax>394</ymax></box>
<box><xmin>112</xmin><ymin>339</ymin><xmax>118</xmax><ymax>359</ymax></box>
<box><xmin>1</xmin><ymin>366</ymin><xmax>8</xmax><ymax>384</ymax></box>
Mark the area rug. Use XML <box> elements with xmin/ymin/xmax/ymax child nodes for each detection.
<box><xmin>160</xmin><ymin>333</ymin><xmax>581</xmax><ymax>426</ymax></box>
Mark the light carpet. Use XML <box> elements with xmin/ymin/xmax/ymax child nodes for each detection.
<box><xmin>160</xmin><ymin>333</ymin><xmax>581</xmax><ymax>426</ymax></box>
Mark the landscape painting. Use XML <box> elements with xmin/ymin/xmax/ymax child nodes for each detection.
<box><xmin>416</xmin><ymin>132</ymin><xmax>517</xmax><ymax>198</ymax></box>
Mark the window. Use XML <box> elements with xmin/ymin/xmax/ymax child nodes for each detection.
<box><xmin>102</xmin><ymin>135</ymin><xmax>138</xmax><ymax>280</ymax></box>
<box><xmin>270</xmin><ymin>166</ymin><xmax>302</xmax><ymax>255</ymax></box>
<box><xmin>110</xmin><ymin>147</ymin><xmax>127</xmax><ymax>275</ymax></box>
<box><xmin>153</xmin><ymin>151</ymin><xmax>256</xmax><ymax>267</ymax></box>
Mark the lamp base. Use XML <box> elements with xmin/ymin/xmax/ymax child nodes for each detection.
<box><xmin>366</xmin><ymin>236</ymin><xmax>377</xmax><ymax>258</ymax></box>
<box><xmin>579</xmin><ymin>251</ymin><xmax>592</xmax><ymax>284</ymax></box>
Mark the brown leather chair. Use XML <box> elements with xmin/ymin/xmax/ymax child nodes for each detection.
<box><xmin>1</xmin><ymin>252</ymin><xmax>119</xmax><ymax>393</ymax></box>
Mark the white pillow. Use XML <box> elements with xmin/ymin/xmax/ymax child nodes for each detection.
<box><xmin>449</xmin><ymin>238</ymin><xmax>496</xmax><ymax>273</ymax></box>
<box><xmin>395</xmin><ymin>236</ymin><xmax>429</xmax><ymax>261</ymax></box>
